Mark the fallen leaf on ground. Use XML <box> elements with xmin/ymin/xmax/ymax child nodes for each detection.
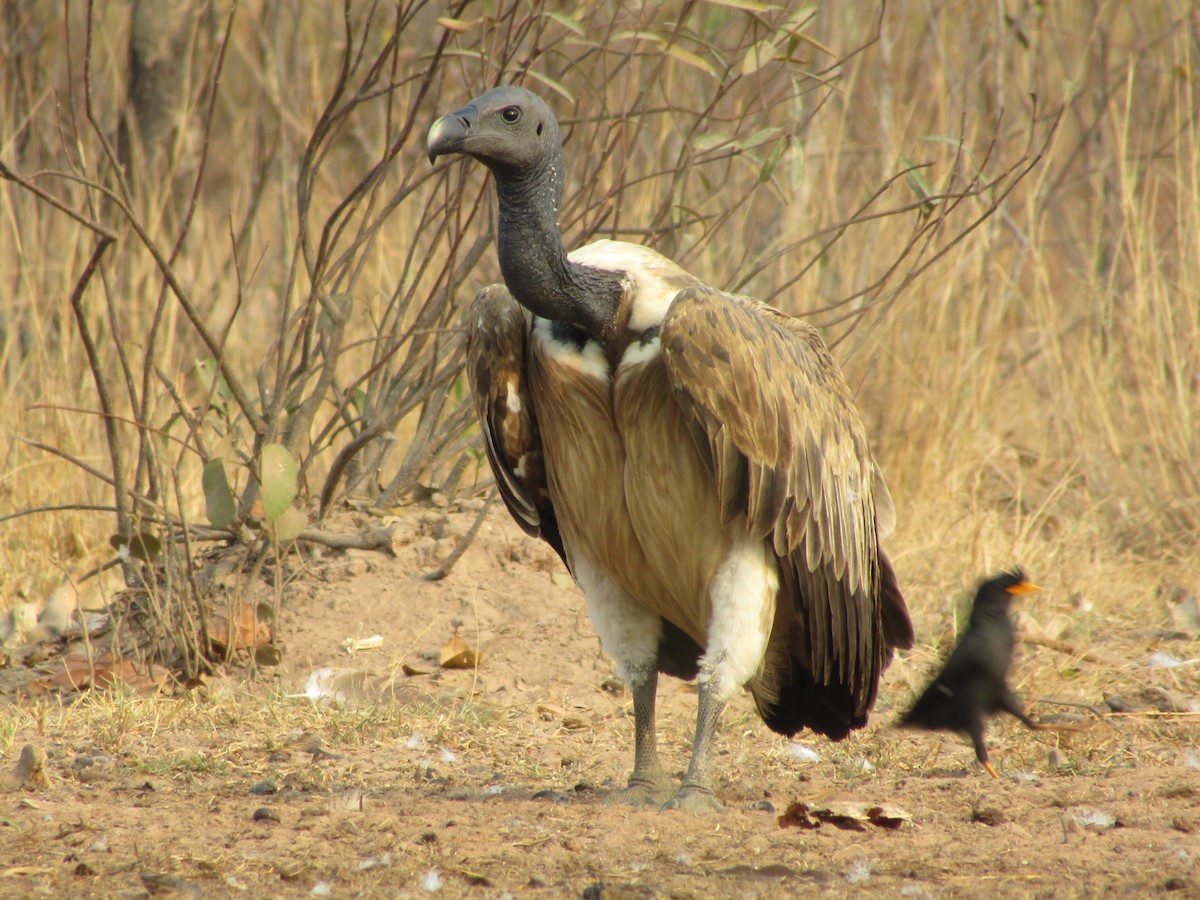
<box><xmin>440</xmin><ymin>635</ymin><xmax>479</xmax><ymax>669</ymax></box>
<box><xmin>42</xmin><ymin>652</ymin><xmax>170</xmax><ymax>695</ymax></box>
<box><xmin>779</xmin><ymin>800</ymin><xmax>913</xmax><ymax>831</ymax></box>
<box><xmin>208</xmin><ymin>603</ymin><xmax>271</xmax><ymax>654</ymax></box>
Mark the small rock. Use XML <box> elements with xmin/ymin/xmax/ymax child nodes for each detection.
<box><xmin>1069</xmin><ymin>806</ymin><xmax>1120</xmax><ymax>830</ymax></box>
<box><xmin>532</xmin><ymin>789</ymin><xmax>570</xmax><ymax>803</ymax></box>
<box><xmin>40</xmin><ymin>581</ymin><xmax>78</xmax><ymax>633</ymax></box>
<box><xmin>1048</xmin><ymin>749</ymin><xmax>1067</xmax><ymax>768</ymax></box>
<box><xmin>141</xmin><ymin>873</ymin><xmax>202</xmax><ymax>898</ymax></box>
<box><xmin>1167</xmin><ymin>588</ymin><xmax>1200</xmax><ymax>637</ymax></box>
<box><xmin>787</xmin><ymin>743</ymin><xmax>822</xmax><ymax>763</ymax></box>
<box><xmin>600</xmin><ymin>677</ymin><xmax>626</xmax><ymax>696</ymax></box>
<box><xmin>747</xmin><ymin>799</ymin><xmax>776</xmax><ymax>813</ymax></box>
<box><xmin>1104</xmin><ymin>694</ymin><xmax>1138</xmax><ymax>713</ymax></box>
<box><xmin>252</xmin><ymin>806</ymin><xmax>280</xmax><ymax>823</ymax></box>
<box><xmin>972</xmin><ymin>807</ymin><xmax>1006</xmax><ymax>826</ymax></box>
<box><xmin>420</xmin><ymin>868</ymin><xmax>443</xmax><ymax>893</ymax></box>
<box><xmin>9</xmin><ymin>744</ymin><xmax>50</xmax><ymax>789</ymax></box>
<box><xmin>845</xmin><ymin>859</ymin><xmax>875</xmax><ymax>885</ymax></box>
<box><xmin>345</xmin><ymin>556</ymin><xmax>371</xmax><ymax>578</ymax></box>
<box><xmin>250</xmin><ymin>779</ymin><xmax>278</xmax><ymax>796</ymax></box>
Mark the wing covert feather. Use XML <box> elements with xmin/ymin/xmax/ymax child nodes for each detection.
<box><xmin>660</xmin><ymin>286</ymin><xmax>888</xmax><ymax>706</ymax></box>
<box><xmin>466</xmin><ymin>285</ymin><xmax>567</xmax><ymax>568</ymax></box>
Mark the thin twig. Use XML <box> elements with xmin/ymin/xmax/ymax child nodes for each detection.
<box><xmin>421</xmin><ymin>491</ymin><xmax>497</xmax><ymax>582</ymax></box>
<box><xmin>1017</xmin><ymin>631</ymin><xmax>1115</xmax><ymax>666</ymax></box>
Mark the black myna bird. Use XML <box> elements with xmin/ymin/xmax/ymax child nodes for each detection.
<box><xmin>900</xmin><ymin>569</ymin><xmax>1044</xmax><ymax>777</ymax></box>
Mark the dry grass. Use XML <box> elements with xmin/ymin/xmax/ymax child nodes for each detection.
<box><xmin>1</xmin><ymin>0</ymin><xmax>1197</xmax><ymax>654</ymax></box>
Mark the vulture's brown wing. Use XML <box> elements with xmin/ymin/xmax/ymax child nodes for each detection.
<box><xmin>660</xmin><ymin>285</ymin><xmax>898</xmax><ymax>709</ymax></box>
<box><xmin>466</xmin><ymin>285</ymin><xmax>567</xmax><ymax>569</ymax></box>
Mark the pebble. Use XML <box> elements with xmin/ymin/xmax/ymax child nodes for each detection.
<box><xmin>250</xmin><ymin>779</ymin><xmax>278</xmax><ymax>796</ymax></box>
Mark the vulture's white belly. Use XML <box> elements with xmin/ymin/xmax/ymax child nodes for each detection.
<box><xmin>529</xmin><ymin>316</ymin><xmax>777</xmax><ymax>650</ymax></box>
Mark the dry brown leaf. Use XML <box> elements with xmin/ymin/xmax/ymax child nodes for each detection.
<box><xmin>2</xmin><ymin>866</ymin><xmax>56</xmax><ymax>878</ymax></box>
<box><xmin>537</xmin><ymin>703</ymin><xmax>566</xmax><ymax>721</ymax></box>
<box><xmin>866</xmin><ymin>803</ymin><xmax>914</xmax><ymax>829</ymax></box>
<box><xmin>401</xmin><ymin>663</ymin><xmax>429</xmax><ymax>677</ymax></box>
<box><xmin>779</xmin><ymin>800</ymin><xmax>913</xmax><ymax>831</ymax></box>
<box><xmin>436</xmin><ymin>16</ymin><xmax>477</xmax><ymax>32</ymax></box>
<box><xmin>44</xmin><ymin>652</ymin><xmax>170</xmax><ymax>695</ymax></box>
<box><xmin>777</xmin><ymin>801</ymin><xmax>821</xmax><ymax>829</ymax></box>
<box><xmin>439</xmin><ymin>635</ymin><xmax>479</xmax><ymax>669</ymax></box>
<box><xmin>209</xmin><ymin>603</ymin><xmax>271</xmax><ymax>654</ymax></box>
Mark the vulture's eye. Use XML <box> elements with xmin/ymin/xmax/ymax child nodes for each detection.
<box><xmin>501</xmin><ymin>106</ymin><xmax>521</xmax><ymax>123</ymax></box>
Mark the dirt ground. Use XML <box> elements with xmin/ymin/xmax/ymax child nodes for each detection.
<box><xmin>2</xmin><ymin>504</ymin><xmax>1198</xmax><ymax>898</ymax></box>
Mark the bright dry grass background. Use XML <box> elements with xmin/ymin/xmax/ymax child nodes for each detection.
<box><xmin>0</xmin><ymin>0</ymin><xmax>1197</xmax><ymax>755</ymax></box>
<box><xmin>0</xmin><ymin>3</ymin><xmax>1198</xmax><ymax>895</ymax></box>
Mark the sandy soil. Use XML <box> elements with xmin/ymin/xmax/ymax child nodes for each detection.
<box><xmin>1</xmin><ymin>504</ymin><xmax>1198</xmax><ymax>898</ymax></box>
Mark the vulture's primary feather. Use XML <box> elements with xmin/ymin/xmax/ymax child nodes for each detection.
<box><xmin>429</xmin><ymin>86</ymin><xmax>913</xmax><ymax>811</ymax></box>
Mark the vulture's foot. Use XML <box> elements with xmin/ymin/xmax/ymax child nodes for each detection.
<box><xmin>608</xmin><ymin>775</ymin><xmax>675</xmax><ymax>807</ymax></box>
<box><xmin>661</xmin><ymin>784</ymin><xmax>722</xmax><ymax>814</ymax></box>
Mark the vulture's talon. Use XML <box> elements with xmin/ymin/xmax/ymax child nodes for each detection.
<box><xmin>661</xmin><ymin>786</ymin><xmax>723</xmax><ymax>814</ymax></box>
<box><xmin>608</xmin><ymin>778</ymin><xmax>675</xmax><ymax>807</ymax></box>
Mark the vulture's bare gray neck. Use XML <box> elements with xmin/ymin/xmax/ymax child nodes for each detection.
<box><xmin>494</xmin><ymin>167</ymin><xmax>623</xmax><ymax>347</ymax></box>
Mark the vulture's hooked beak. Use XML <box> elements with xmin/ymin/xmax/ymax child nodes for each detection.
<box><xmin>427</xmin><ymin>104</ymin><xmax>477</xmax><ymax>164</ymax></box>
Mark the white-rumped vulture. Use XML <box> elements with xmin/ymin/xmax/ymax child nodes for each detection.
<box><xmin>428</xmin><ymin>86</ymin><xmax>914</xmax><ymax>812</ymax></box>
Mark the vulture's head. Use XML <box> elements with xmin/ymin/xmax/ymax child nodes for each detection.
<box><xmin>427</xmin><ymin>86</ymin><xmax>561</xmax><ymax>178</ymax></box>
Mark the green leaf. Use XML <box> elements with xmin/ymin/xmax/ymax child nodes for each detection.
<box><xmin>759</xmin><ymin>139</ymin><xmax>786</xmax><ymax>183</ymax></box>
<box><xmin>541</xmin><ymin>10</ymin><xmax>585</xmax><ymax>37</ymax></box>
<box><xmin>259</xmin><ymin>444</ymin><xmax>299</xmax><ymax>521</ymax></box>
<box><xmin>524</xmin><ymin>70</ymin><xmax>575</xmax><ymax>103</ymax></box>
<box><xmin>255</xmin><ymin>645</ymin><xmax>283</xmax><ymax>667</ymax></box>
<box><xmin>702</xmin><ymin>0</ymin><xmax>775</xmax><ymax>11</ymax></box>
<box><xmin>741</xmin><ymin>38</ymin><xmax>778</xmax><ymax>76</ymax></box>
<box><xmin>265</xmin><ymin>504</ymin><xmax>307</xmax><ymax>543</ymax></box>
<box><xmin>109</xmin><ymin>531</ymin><xmax>162</xmax><ymax>562</ymax></box>
<box><xmin>900</xmin><ymin>157</ymin><xmax>940</xmax><ymax>215</ymax></box>
<box><xmin>202</xmin><ymin>459</ymin><xmax>236</xmax><ymax>529</ymax></box>
<box><xmin>194</xmin><ymin>358</ymin><xmax>232</xmax><ymax>409</ymax></box>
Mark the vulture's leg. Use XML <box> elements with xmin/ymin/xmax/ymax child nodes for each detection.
<box><xmin>622</xmin><ymin>664</ymin><xmax>673</xmax><ymax>804</ymax></box>
<box><xmin>662</xmin><ymin>675</ymin><xmax>727</xmax><ymax>812</ymax></box>
<box><xmin>664</xmin><ymin>537</ymin><xmax>778</xmax><ymax>813</ymax></box>
<box><xmin>574</xmin><ymin>558</ymin><xmax>673</xmax><ymax>805</ymax></box>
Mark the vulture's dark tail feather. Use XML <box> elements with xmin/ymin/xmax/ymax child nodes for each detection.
<box><xmin>752</xmin><ymin>672</ymin><xmax>866</xmax><ymax>741</ymax></box>
<box><xmin>880</xmin><ymin>552</ymin><xmax>915</xmax><ymax>652</ymax></box>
